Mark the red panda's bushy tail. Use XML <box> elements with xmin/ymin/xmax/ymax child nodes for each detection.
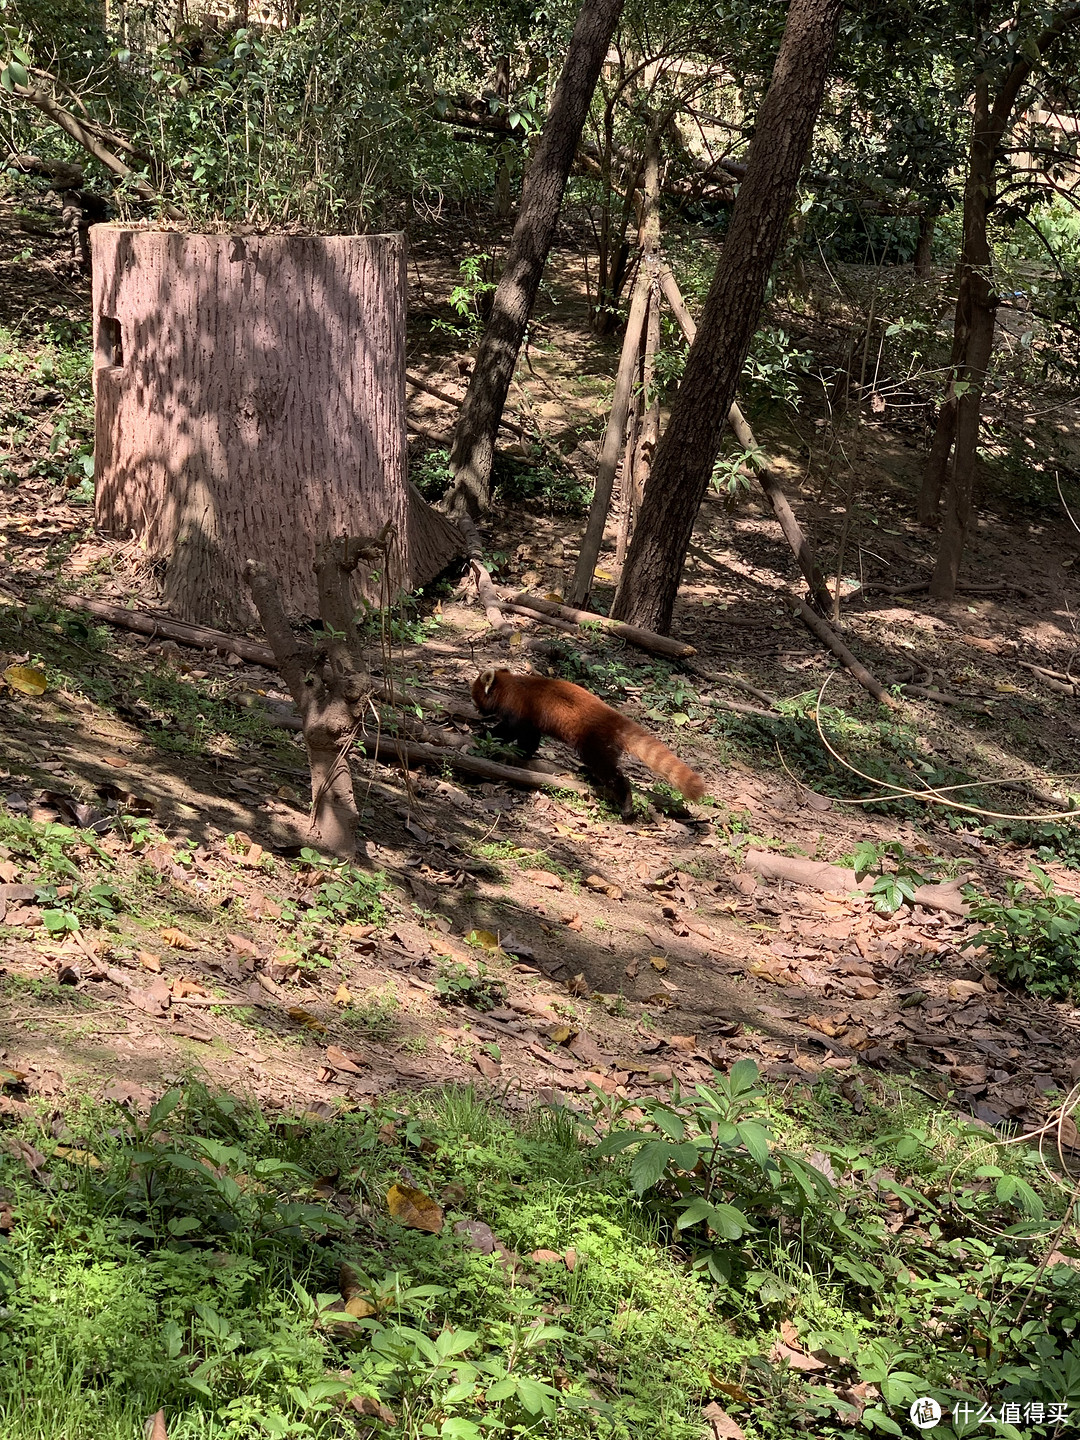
<box><xmin>622</xmin><ymin>725</ymin><xmax>706</xmax><ymax>801</ymax></box>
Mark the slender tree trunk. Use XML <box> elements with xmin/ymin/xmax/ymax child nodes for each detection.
<box><xmin>494</xmin><ymin>56</ymin><xmax>512</xmax><ymax>219</ymax></box>
<box><xmin>631</xmin><ymin>135</ymin><xmax>662</xmax><ymax>515</ymax></box>
<box><xmin>913</xmin><ymin>210</ymin><xmax>937</xmax><ymax>278</ymax></box>
<box><xmin>918</xmin><ymin>386</ymin><xmax>958</xmax><ymax>524</ymax></box>
<box><xmin>657</xmin><ymin>263</ymin><xmax>831</xmax><ymax>611</ymax></box>
<box><xmin>611</xmin><ymin>0</ymin><xmax>843</xmax><ymax>633</ymax></box>
<box><xmin>929</xmin><ymin>76</ymin><xmax>997</xmax><ymax>599</ymax></box>
<box><xmin>567</xmin><ymin>264</ymin><xmax>652</xmax><ymax>605</ymax></box>
<box><xmin>923</xmin><ymin>2</ymin><xmax>1080</xmax><ymax>586</ymax></box>
<box><xmin>614</xmin><ymin>384</ymin><xmax>643</xmax><ymax>567</ymax></box>
<box><xmin>445</xmin><ymin>0</ymin><xmax>627</xmax><ymax>519</ymax></box>
<box><xmin>569</xmin><ymin>129</ymin><xmax>661</xmax><ymax>606</ymax></box>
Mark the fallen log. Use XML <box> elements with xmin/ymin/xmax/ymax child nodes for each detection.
<box><xmin>510</xmin><ymin>593</ymin><xmax>695</xmax><ymax>659</ymax></box>
<box><xmin>744</xmin><ymin>849</ymin><xmax>971</xmax><ymax>917</ymax></box>
<box><xmin>267</xmin><ymin>708</ymin><xmax>590</xmax><ymax>797</ymax></box>
<box><xmin>685</xmin><ymin>661</ymin><xmax>779</xmax><ymax>710</ymax></box>
<box><xmin>63</xmin><ymin>594</ymin><xmax>278</xmax><ymax>667</ymax></box>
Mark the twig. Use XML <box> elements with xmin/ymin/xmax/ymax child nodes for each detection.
<box><xmin>407</xmin><ymin>372</ymin><xmax>528</xmax><ymax>441</ymax></box>
<box><xmin>813</xmin><ymin>675</ymin><xmax>1080</xmax><ymax>820</ymax></box>
<box><xmin>900</xmin><ymin>683</ymin><xmax>992</xmax><ymax>714</ymax></box>
<box><xmin>684</xmin><ymin>661</ymin><xmax>780</xmax><ymax>709</ymax></box>
<box><xmin>11</xmin><ymin>78</ymin><xmax>182</xmax><ymax>219</ymax></box>
<box><xmin>509</xmin><ymin>592</ymin><xmax>695</xmax><ymax>659</ymax></box>
<box><xmin>789</xmin><ymin>597</ymin><xmax>899</xmax><ymax>708</ymax></box>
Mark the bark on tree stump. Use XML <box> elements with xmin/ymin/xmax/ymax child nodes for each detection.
<box><xmin>91</xmin><ymin>227</ymin><xmax>455</xmax><ymax>627</ymax></box>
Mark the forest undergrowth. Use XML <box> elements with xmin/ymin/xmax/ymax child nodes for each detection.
<box><xmin>2</xmin><ymin>184</ymin><xmax>1080</xmax><ymax>1439</ymax></box>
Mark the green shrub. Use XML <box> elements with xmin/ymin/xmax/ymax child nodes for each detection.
<box><xmin>968</xmin><ymin>865</ymin><xmax>1080</xmax><ymax>998</ymax></box>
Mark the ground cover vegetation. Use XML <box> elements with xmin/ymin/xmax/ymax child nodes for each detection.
<box><xmin>4</xmin><ymin>0</ymin><xmax>1080</xmax><ymax>1436</ymax></box>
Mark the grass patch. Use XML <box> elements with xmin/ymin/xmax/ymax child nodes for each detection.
<box><xmin>0</xmin><ymin>1073</ymin><xmax>1076</xmax><ymax>1438</ymax></box>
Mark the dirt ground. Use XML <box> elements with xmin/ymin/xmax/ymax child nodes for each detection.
<box><xmin>2</xmin><ymin>188</ymin><xmax>1080</xmax><ymax>1142</ymax></box>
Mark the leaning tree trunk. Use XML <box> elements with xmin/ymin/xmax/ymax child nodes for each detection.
<box><xmin>444</xmin><ymin>0</ymin><xmax>626</xmax><ymax>519</ymax></box>
<box><xmin>494</xmin><ymin>55</ymin><xmax>513</xmax><ymax>220</ymax></box>
<box><xmin>611</xmin><ymin>0</ymin><xmax>843</xmax><ymax>634</ymax></box>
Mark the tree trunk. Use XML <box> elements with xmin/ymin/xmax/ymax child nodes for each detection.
<box><xmin>445</xmin><ymin>0</ymin><xmax>627</xmax><ymax>519</ymax></box>
<box><xmin>611</xmin><ymin>0</ymin><xmax>843</xmax><ymax>633</ymax></box>
<box><xmin>929</xmin><ymin>79</ymin><xmax>997</xmax><ymax>598</ymax></box>
<box><xmin>567</xmin><ymin>263</ymin><xmax>652</xmax><ymax>606</ymax></box>
<box><xmin>657</xmin><ymin>263</ymin><xmax>831</xmax><ymax>611</ymax></box>
<box><xmin>494</xmin><ymin>56</ymin><xmax>512</xmax><ymax>219</ymax></box>
<box><xmin>570</xmin><ymin>130</ymin><xmax>661</xmax><ymax>605</ymax></box>
<box><xmin>917</xmin><ymin>387</ymin><xmax>958</xmax><ymax>524</ymax></box>
<box><xmin>614</xmin><ymin>384</ymin><xmax>642</xmax><ymax>568</ymax></box>
<box><xmin>913</xmin><ymin>210</ymin><xmax>936</xmax><ymax>277</ymax></box>
<box><xmin>929</xmin><ymin>75</ymin><xmax>995</xmax><ymax>599</ymax></box>
<box><xmin>923</xmin><ymin>2</ymin><xmax>1080</xmax><ymax>583</ymax></box>
<box><xmin>630</xmin><ymin>134</ymin><xmax>662</xmax><ymax>519</ymax></box>
<box><xmin>93</xmin><ymin>229</ymin><xmax>409</xmax><ymax>627</ymax></box>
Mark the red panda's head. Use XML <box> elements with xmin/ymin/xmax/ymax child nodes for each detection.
<box><xmin>471</xmin><ymin>668</ymin><xmax>502</xmax><ymax>714</ymax></box>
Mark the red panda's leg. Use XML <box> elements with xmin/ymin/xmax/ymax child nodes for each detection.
<box><xmin>492</xmin><ymin>716</ymin><xmax>542</xmax><ymax>756</ymax></box>
<box><xmin>579</xmin><ymin>736</ymin><xmax>634</xmax><ymax>819</ymax></box>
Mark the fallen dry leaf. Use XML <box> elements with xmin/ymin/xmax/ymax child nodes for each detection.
<box><xmin>387</xmin><ymin>1182</ymin><xmax>444</xmax><ymax>1233</ymax></box>
<box><xmin>702</xmin><ymin>1402</ymin><xmax>746</xmax><ymax>1440</ymax></box>
<box><xmin>3</xmin><ymin>664</ymin><xmax>47</xmax><ymax>696</ymax></box>
<box><xmin>770</xmin><ymin>1340</ymin><xmax>826</xmax><ymax>1373</ymax></box>
<box><xmin>53</xmin><ymin>1145</ymin><xmax>104</xmax><ymax>1169</ymax></box>
<box><xmin>805</xmin><ymin>1014</ymin><xmax>848</xmax><ymax>1038</ymax></box>
<box><xmin>6</xmin><ymin>1136</ymin><xmax>45</xmax><ymax>1172</ymax></box>
<box><xmin>524</xmin><ymin>869</ymin><xmax>564</xmax><ymax>890</ymax></box>
<box><xmin>159</xmin><ymin>927</ymin><xmax>198</xmax><ymax>951</ymax></box>
<box><xmin>346</xmin><ymin>1396</ymin><xmax>397</xmax><ymax>1425</ymax></box>
<box><xmin>288</xmin><ymin>1008</ymin><xmax>329</xmax><ymax>1034</ymax></box>
<box><xmin>172</xmin><ymin>977</ymin><xmax>210</xmax><ymax>999</ymax></box>
<box><xmin>135</xmin><ymin>950</ymin><xmax>162</xmax><ymax>972</ymax></box>
<box><xmin>333</xmin><ymin>983</ymin><xmax>353</xmax><ymax>1007</ymax></box>
<box><xmin>129</xmin><ymin>981</ymin><xmax>172</xmax><ymax>1017</ymax></box>
<box><xmin>474</xmin><ymin>1053</ymin><xmax>501</xmax><ymax>1080</ymax></box>
<box><xmin>326</xmin><ymin>1045</ymin><xmax>366</xmax><ymax>1075</ymax></box>
<box><xmin>585</xmin><ymin>875</ymin><xmax>623</xmax><ymax>899</ymax></box>
<box><xmin>467</xmin><ymin>929</ymin><xmax>500</xmax><ymax>951</ymax></box>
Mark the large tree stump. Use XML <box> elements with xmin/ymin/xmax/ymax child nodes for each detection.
<box><xmin>91</xmin><ymin>227</ymin><xmax>444</xmax><ymax>628</ymax></box>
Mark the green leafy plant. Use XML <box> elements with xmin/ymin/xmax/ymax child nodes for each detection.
<box><xmin>282</xmin><ymin>850</ymin><xmax>388</xmax><ymax>928</ymax></box>
<box><xmin>434</xmin><ymin>960</ymin><xmax>506</xmax><ymax>1012</ymax></box>
<box><xmin>431</xmin><ymin>252</ymin><xmax>497</xmax><ymax>342</ymax></box>
<box><xmin>845</xmin><ymin>839</ymin><xmax>928</xmax><ymax>914</ymax></box>
<box><xmin>35</xmin><ymin>881</ymin><xmax>121</xmax><ymax>935</ymax></box>
<box><xmin>968</xmin><ymin>865</ymin><xmax>1080</xmax><ymax>998</ymax></box>
<box><xmin>592</xmin><ymin>1060</ymin><xmax>836</xmax><ymax>1281</ymax></box>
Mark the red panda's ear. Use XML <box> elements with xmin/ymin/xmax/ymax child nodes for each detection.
<box><xmin>478</xmin><ymin>669</ymin><xmax>496</xmax><ymax>694</ymax></box>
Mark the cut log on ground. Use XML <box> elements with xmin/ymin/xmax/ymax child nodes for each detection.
<box><xmin>744</xmin><ymin>849</ymin><xmax>971</xmax><ymax>917</ymax></box>
<box><xmin>264</xmin><ymin>708</ymin><xmax>591</xmax><ymax>798</ymax></box>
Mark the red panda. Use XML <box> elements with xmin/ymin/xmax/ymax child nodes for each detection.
<box><xmin>471</xmin><ymin>668</ymin><xmax>706</xmax><ymax>819</ymax></box>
